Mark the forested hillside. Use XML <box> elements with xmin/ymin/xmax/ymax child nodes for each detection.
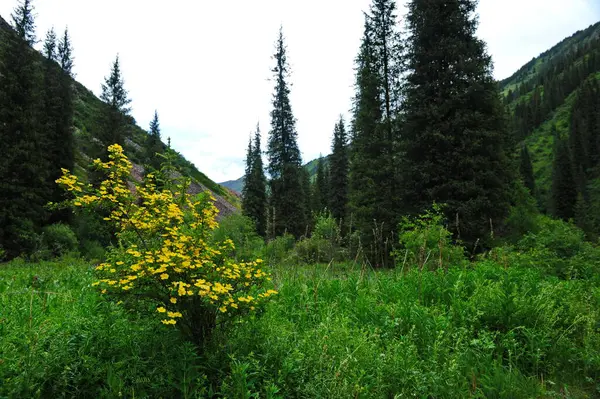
<box><xmin>0</xmin><ymin>13</ymin><xmax>239</xmax><ymax>208</ymax></box>
<box><xmin>0</xmin><ymin>11</ymin><xmax>238</xmax><ymax>259</ymax></box>
<box><xmin>502</xmin><ymin>21</ymin><xmax>600</xmax><ymax>236</ymax></box>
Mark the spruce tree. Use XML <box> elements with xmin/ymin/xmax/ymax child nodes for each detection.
<box><xmin>242</xmin><ymin>125</ymin><xmax>267</xmax><ymax>237</ymax></box>
<box><xmin>99</xmin><ymin>55</ymin><xmax>131</xmax><ymax>157</ymax></box>
<box><xmin>330</xmin><ymin>116</ymin><xmax>349</xmax><ymax>223</ymax></box>
<box><xmin>266</xmin><ymin>28</ymin><xmax>306</xmax><ymax>238</ymax></box>
<box><xmin>349</xmin><ymin>8</ymin><xmax>402</xmax><ymax>265</ymax></box>
<box><xmin>42</xmin><ymin>27</ymin><xmax>68</xmax><ymax>224</ymax></box>
<box><xmin>300</xmin><ymin>167</ymin><xmax>313</xmax><ymax>236</ymax></box>
<box><xmin>145</xmin><ymin>110</ymin><xmax>163</xmax><ymax>173</ymax></box>
<box><xmin>313</xmin><ymin>155</ymin><xmax>328</xmax><ymax>213</ymax></box>
<box><xmin>242</xmin><ymin>135</ymin><xmax>254</xmax><ymax>216</ymax></box>
<box><xmin>401</xmin><ymin>0</ymin><xmax>514</xmax><ymax>245</ymax></box>
<box><xmin>55</xmin><ymin>27</ymin><xmax>75</xmax><ymax>193</ymax></box>
<box><xmin>349</xmin><ymin>17</ymin><xmax>384</xmax><ymax>244</ymax></box>
<box><xmin>551</xmin><ymin>135</ymin><xmax>577</xmax><ymax>220</ymax></box>
<box><xmin>0</xmin><ymin>0</ymin><xmax>46</xmax><ymax>257</ymax></box>
<box><xmin>519</xmin><ymin>144</ymin><xmax>535</xmax><ymax>195</ymax></box>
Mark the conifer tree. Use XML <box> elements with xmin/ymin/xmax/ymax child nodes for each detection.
<box><xmin>551</xmin><ymin>135</ymin><xmax>577</xmax><ymax>220</ymax></box>
<box><xmin>401</xmin><ymin>0</ymin><xmax>514</xmax><ymax>245</ymax></box>
<box><xmin>0</xmin><ymin>0</ymin><xmax>46</xmax><ymax>257</ymax></box>
<box><xmin>313</xmin><ymin>156</ymin><xmax>328</xmax><ymax>213</ymax></box>
<box><xmin>242</xmin><ymin>125</ymin><xmax>267</xmax><ymax>237</ymax></box>
<box><xmin>55</xmin><ymin>26</ymin><xmax>75</xmax><ymax>191</ymax></box>
<box><xmin>300</xmin><ymin>167</ymin><xmax>313</xmax><ymax>235</ymax></box>
<box><xmin>349</xmin><ymin>17</ymin><xmax>384</xmax><ymax>244</ymax></box>
<box><xmin>242</xmin><ymin>135</ymin><xmax>254</xmax><ymax>215</ymax></box>
<box><xmin>519</xmin><ymin>144</ymin><xmax>535</xmax><ymax>195</ymax></box>
<box><xmin>99</xmin><ymin>55</ymin><xmax>131</xmax><ymax>158</ymax></box>
<box><xmin>349</xmin><ymin>7</ymin><xmax>402</xmax><ymax>265</ymax></box>
<box><xmin>145</xmin><ymin>110</ymin><xmax>163</xmax><ymax>173</ymax></box>
<box><xmin>330</xmin><ymin>116</ymin><xmax>349</xmax><ymax>223</ymax></box>
<box><xmin>266</xmin><ymin>28</ymin><xmax>306</xmax><ymax>238</ymax></box>
<box><xmin>42</xmin><ymin>27</ymin><xmax>69</xmax><ymax>224</ymax></box>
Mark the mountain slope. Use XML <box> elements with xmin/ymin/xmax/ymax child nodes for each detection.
<box><xmin>501</xmin><ymin>21</ymin><xmax>600</xmax><ymax>211</ymax></box>
<box><xmin>0</xmin><ymin>14</ymin><xmax>240</xmax><ymax>216</ymax></box>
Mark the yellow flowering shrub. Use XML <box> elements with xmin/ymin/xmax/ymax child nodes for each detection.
<box><xmin>57</xmin><ymin>144</ymin><xmax>277</xmax><ymax>344</ymax></box>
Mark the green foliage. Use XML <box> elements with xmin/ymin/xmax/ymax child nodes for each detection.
<box><xmin>329</xmin><ymin>116</ymin><xmax>349</xmax><ymax>224</ymax></box>
<box><xmin>394</xmin><ymin>204</ymin><xmax>467</xmax><ymax>270</ymax></box>
<box><xmin>0</xmin><ymin>260</ymin><xmax>212</xmax><ymax>398</ymax></box>
<box><xmin>264</xmin><ymin>234</ymin><xmax>295</xmax><ymax>265</ymax></box>
<box><xmin>41</xmin><ymin>223</ymin><xmax>79</xmax><ymax>258</ymax></box>
<box><xmin>266</xmin><ymin>28</ymin><xmax>306</xmax><ymax>238</ymax></box>
<box><xmin>311</xmin><ymin>155</ymin><xmax>329</xmax><ymax>214</ymax></box>
<box><xmin>508</xmin><ymin>216</ymin><xmax>600</xmax><ymax>279</ymax></box>
<box><xmin>2</xmin><ymin>235</ymin><xmax>600</xmax><ymax>398</ymax></box>
<box><xmin>551</xmin><ymin>134</ymin><xmax>577</xmax><ymax>220</ymax></box>
<box><xmin>204</xmin><ymin>261</ymin><xmax>600</xmax><ymax>398</ymax></box>
<box><xmin>519</xmin><ymin>144</ymin><xmax>535</xmax><ymax>194</ymax></box>
<box><xmin>349</xmin><ymin>2</ymin><xmax>402</xmax><ymax>266</ymax></box>
<box><xmin>79</xmin><ymin>239</ymin><xmax>105</xmax><ymax>262</ymax></box>
<box><xmin>96</xmin><ymin>55</ymin><xmax>131</xmax><ymax>158</ymax></box>
<box><xmin>294</xmin><ymin>213</ymin><xmax>344</xmax><ymax>264</ymax></box>
<box><xmin>0</xmin><ymin>0</ymin><xmax>48</xmax><ymax>259</ymax></box>
<box><xmin>242</xmin><ymin>124</ymin><xmax>267</xmax><ymax>237</ymax></box>
<box><xmin>401</xmin><ymin>0</ymin><xmax>514</xmax><ymax>247</ymax></box>
<box><xmin>212</xmin><ymin>214</ymin><xmax>265</xmax><ymax>262</ymax></box>
<box><xmin>144</xmin><ymin>110</ymin><xmax>164</xmax><ymax>174</ymax></box>
<box><xmin>505</xmin><ymin>182</ymin><xmax>541</xmax><ymax>242</ymax></box>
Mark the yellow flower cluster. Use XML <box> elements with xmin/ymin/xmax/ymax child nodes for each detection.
<box><xmin>57</xmin><ymin>144</ymin><xmax>276</xmax><ymax>328</ymax></box>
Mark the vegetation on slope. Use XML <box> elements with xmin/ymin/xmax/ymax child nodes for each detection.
<box><xmin>0</xmin><ymin>14</ymin><xmax>239</xmax><ymax>210</ymax></box>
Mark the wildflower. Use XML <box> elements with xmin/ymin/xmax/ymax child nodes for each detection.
<box><xmin>157</xmin><ymin>307</ymin><xmax>166</xmax><ymax>313</ymax></box>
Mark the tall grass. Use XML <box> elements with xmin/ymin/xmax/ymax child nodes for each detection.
<box><xmin>203</xmin><ymin>261</ymin><xmax>600</xmax><ymax>398</ymax></box>
<box><xmin>1</xmin><ymin>256</ymin><xmax>599</xmax><ymax>397</ymax></box>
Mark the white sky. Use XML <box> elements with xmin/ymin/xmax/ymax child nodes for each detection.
<box><xmin>1</xmin><ymin>1</ymin><xmax>598</xmax><ymax>183</ymax></box>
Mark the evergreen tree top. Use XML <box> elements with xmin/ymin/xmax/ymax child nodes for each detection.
<box><xmin>149</xmin><ymin>110</ymin><xmax>161</xmax><ymax>138</ymax></box>
<box><xmin>58</xmin><ymin>27</ymin><xmax>74</xmax><ymax>76</ymax></box>
<box><xmin>11</xmin><ymin>0</ymin><xmax>36</xmax><ymax>46</ymax></box>
<box><xmin>101</xmin><ymin>54</ymin><xmax>131</xmax><ymax>114</ymax></box>
<box><xmin>267</xmin><ymin>26</ymin><xmax>302</xmax><ymax>178</ymax></box>
<box><xmin>43</xmin><ymin>27</ymin><xmax>57</xmax><ymax>62</ymax></box>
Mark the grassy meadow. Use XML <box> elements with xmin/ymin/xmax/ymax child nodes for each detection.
<box><xmin>1</xmin><ymin>233</ymin><xmax>599</xmax><ymax>398</ymax></box>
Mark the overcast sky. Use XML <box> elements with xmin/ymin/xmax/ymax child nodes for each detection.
<box><xmin>0</xmin><ymin>1</ymin><xmax>599</xmax><ymax>183</ymax></box>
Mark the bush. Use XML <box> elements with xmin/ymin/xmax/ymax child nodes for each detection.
<box><xmin>42</xmin><ymin>223</ymin><xmax>79</xmax><ymax>259</ymax></box>
<box><xmin>265</xmin><ymin>234</ymin><xmax>295</xmax><ymax>265</ymax></box>
<box><xmin>394</xmin><ymin>204</ymin><xmax>466</xmax><ymax>270</ymax></box>
<box><xmin>505</xmin><ymin>182</ymin><xmax>541</xmax><ymax>242</ymax></box>
<box><xmin>211</xmin><ymin>214</ymin><xmax>265</xmax><ymax>261</ymax></box>
<box><xmin>57</xmin><ymin>144</ymin><xmax>277</xmax><ymax>345</ymax></box>
<box><xmin>80</xmin><ymin>239</ymin><xmax>106</xmax><ymax>262</ymax></box>
<box><xmin>294</xmin><ymin>213</ymin><xmax>344</xmax><ymax>264</ymax></box>
<box><xmin>508</xmin><ymin>216</ymin><xmax>600</xmax><ymax>279</ymax></box>
<box><xmin>313</xmin><ymin>212</ymin><xmax>341</xmax><ymax>242</ymax></box>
